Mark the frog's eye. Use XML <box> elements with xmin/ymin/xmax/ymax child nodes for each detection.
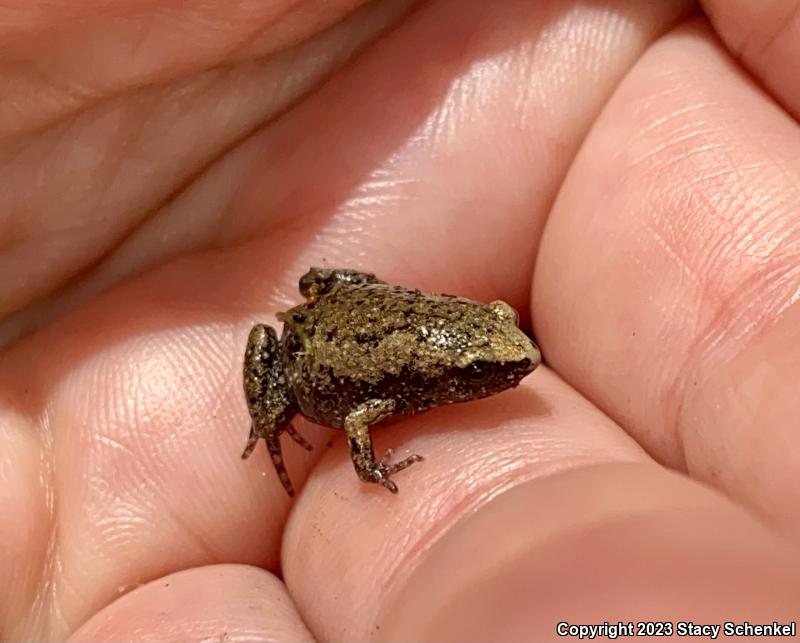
<box><xmin>466</xmin><ymin>362</ymin><xmax>493</xmax><ymax>383</ymax></box>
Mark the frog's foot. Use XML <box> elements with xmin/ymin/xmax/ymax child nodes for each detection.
<box><xmin>345</xmin><ymin>398</ymin><xmax>424</xmax><ymax>493</ymax></box>
<box><xmin>243</xmin><ymin>421</ymin><xmax>300</xmax><ymax>459</ymax></box>
<box><xmin>265</xmin><ymin>433</ymin><xmax>296</xmax><ymax>497</ymax></box>
<box><xmin>242</xmin><ymin>323</ymin><xmax>301</xmax><ymax>497</ymax></box>
<box><xmin>372</xmin><ymin>448</ymin><xmax>424</xmax><ymax>493</ymax></box>
<box><xmin>241</xmin><ymin>424</ymin><xmax>298</xmax><ymax>497</ymax></box>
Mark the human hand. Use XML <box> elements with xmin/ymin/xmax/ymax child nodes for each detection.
<box><xmin>2</xmin><ymin>1</ymin><xmax>799</xmax><ymax>641</ymax></box>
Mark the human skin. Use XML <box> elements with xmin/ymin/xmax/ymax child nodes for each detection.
<box><xmin>1</xmin><ymin>0</ymin><xmax>800</xmax><ymax>641</ymax></box>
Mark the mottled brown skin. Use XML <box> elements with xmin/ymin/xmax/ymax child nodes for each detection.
<box><xmin>243</xmin><ymin>268</ymin><xmax>541</xmax><ymax>496</ymax></box>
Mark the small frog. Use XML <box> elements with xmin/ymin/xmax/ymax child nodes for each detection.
<box><xmin>242</xmin><ymin>268</ymin><xmax>541</xmax><ymax>496</ymax></box>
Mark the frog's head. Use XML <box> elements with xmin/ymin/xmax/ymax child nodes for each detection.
<box><xmin>414</xmin><ymin>299</ymin><xmax>541</xmax><ymax>406</ymax></box>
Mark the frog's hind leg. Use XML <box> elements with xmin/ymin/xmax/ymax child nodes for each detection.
<box><xmin>242</xmin><ymin>323</ymin><xmax>300</xmax><ymax>497</ymax></box>
<box><xmin>299</xmin><ymin>267</ymin><xmax>384</xmax><ymax>301</ymax></box>
<box><xmin>344</xmin><ymin>399</ymin><xmax>424</xmax><ymax>493</ymax></box>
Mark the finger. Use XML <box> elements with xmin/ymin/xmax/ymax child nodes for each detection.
<box><xmin>2</xmin><ymin>0</ymin><xmax>372</xmax><ymax>130</ymax></box>
<box><xmin>0</xmin><ymin>262</ymin><xmax>334</xmax><ymax>640</ymax></box>
<box><xmin>702</xmin><ymin>0</ymin><xmax>800</xmax><ymax>120</ymax></box>
<box><xmin>377</xmin><ymin>465</ymin><xmax>800</xmax><ymax>641</ymax></box>
<box><xmin>0</xmin><ymin>399</ymin><xmax>49</xmax><ymax>641</ymax></box>
<box><xmin>533</xmin><ymin>20</ymin><xmax>800</xmax><ymax>533</ymax></box>
<box><xmin>283</xmin><ymin>371</ymin><xmax>651</xmax><ymax>642</ymax></box>
<box><xmin>0</xmin><ymin>0</ymin><xmax>415</xmax><ymax>341</ymax></box>
<box><xmin>67</xmin><ymin>564</ymin><xmax>314</xmax><ymax>643</ymax></box>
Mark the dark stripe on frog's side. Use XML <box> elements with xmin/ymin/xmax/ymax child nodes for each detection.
<box><xmin>288</xmin><ymin>362</ymin><xmax>411</xmax><ymax>429</ymax></box>
<box><xmin>288</xmin><ymin>360</ymin><xmax>517</xmax><ymax>430</ymax></box>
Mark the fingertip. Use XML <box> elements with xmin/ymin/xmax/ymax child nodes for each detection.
<box><xmin>376</xmin><ymin>463</ymin><xmax>800</xmax><ymax>641</ymax></box>
<box><xmin>67</xmin><ymin>565</ymin><xmax>313</xmax><ymax>643</ymax></box>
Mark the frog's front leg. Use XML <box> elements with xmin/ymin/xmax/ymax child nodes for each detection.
<box><xmin>242</xmin><ymin>324</ymin><xmax>303</xmax><ymax>497</ymax></box>
<box><xmin>344</xmin><ymin>399</ymin><xmax>424</xmax><ymax>493</ymax></box>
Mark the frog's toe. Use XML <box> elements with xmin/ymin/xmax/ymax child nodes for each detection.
<box><xmin>381</xmin><ymin>451</ymin><xmax>424</xmax><ymax>475</ymax></box>
<box><xmin>381</xmin><ymin>478</ymin><xmax>399</xmax><ymax>494</ymax></box>
<box><xmin>286</xmin><ymin>423</ymin><xmax>312</xmax><ymax>452</ymax></box>
<box><xmin>241</xmin><ymin>425</ymin><xmax>259</xmax><ymax>459</ymax></box>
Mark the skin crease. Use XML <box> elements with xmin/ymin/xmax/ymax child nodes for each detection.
<box><xmin>2</xmin><ymin>1</ymin><xmax>800</xmax><ymax>642</ymax></box>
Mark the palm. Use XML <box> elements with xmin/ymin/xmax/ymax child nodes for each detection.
<box><xmin>2</xmin><ymin>1</ymin><xmax>799</xmax><ymax>641</ymax></box>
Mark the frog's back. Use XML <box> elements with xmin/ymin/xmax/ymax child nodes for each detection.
<box><xmin>283</xmin><ymin>283</ymin><xmax>470</xmax><ymax>426</ymax></box>
<box><xmin>282</xmin><ymin>280</ymin><xmax>538</xmax><ymax>429</ymax></box>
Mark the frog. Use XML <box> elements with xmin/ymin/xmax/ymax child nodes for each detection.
<box><xmin>242</xmin><ymin>267</ymin><xmax>541</xmax><ymax>496</ymax></box>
